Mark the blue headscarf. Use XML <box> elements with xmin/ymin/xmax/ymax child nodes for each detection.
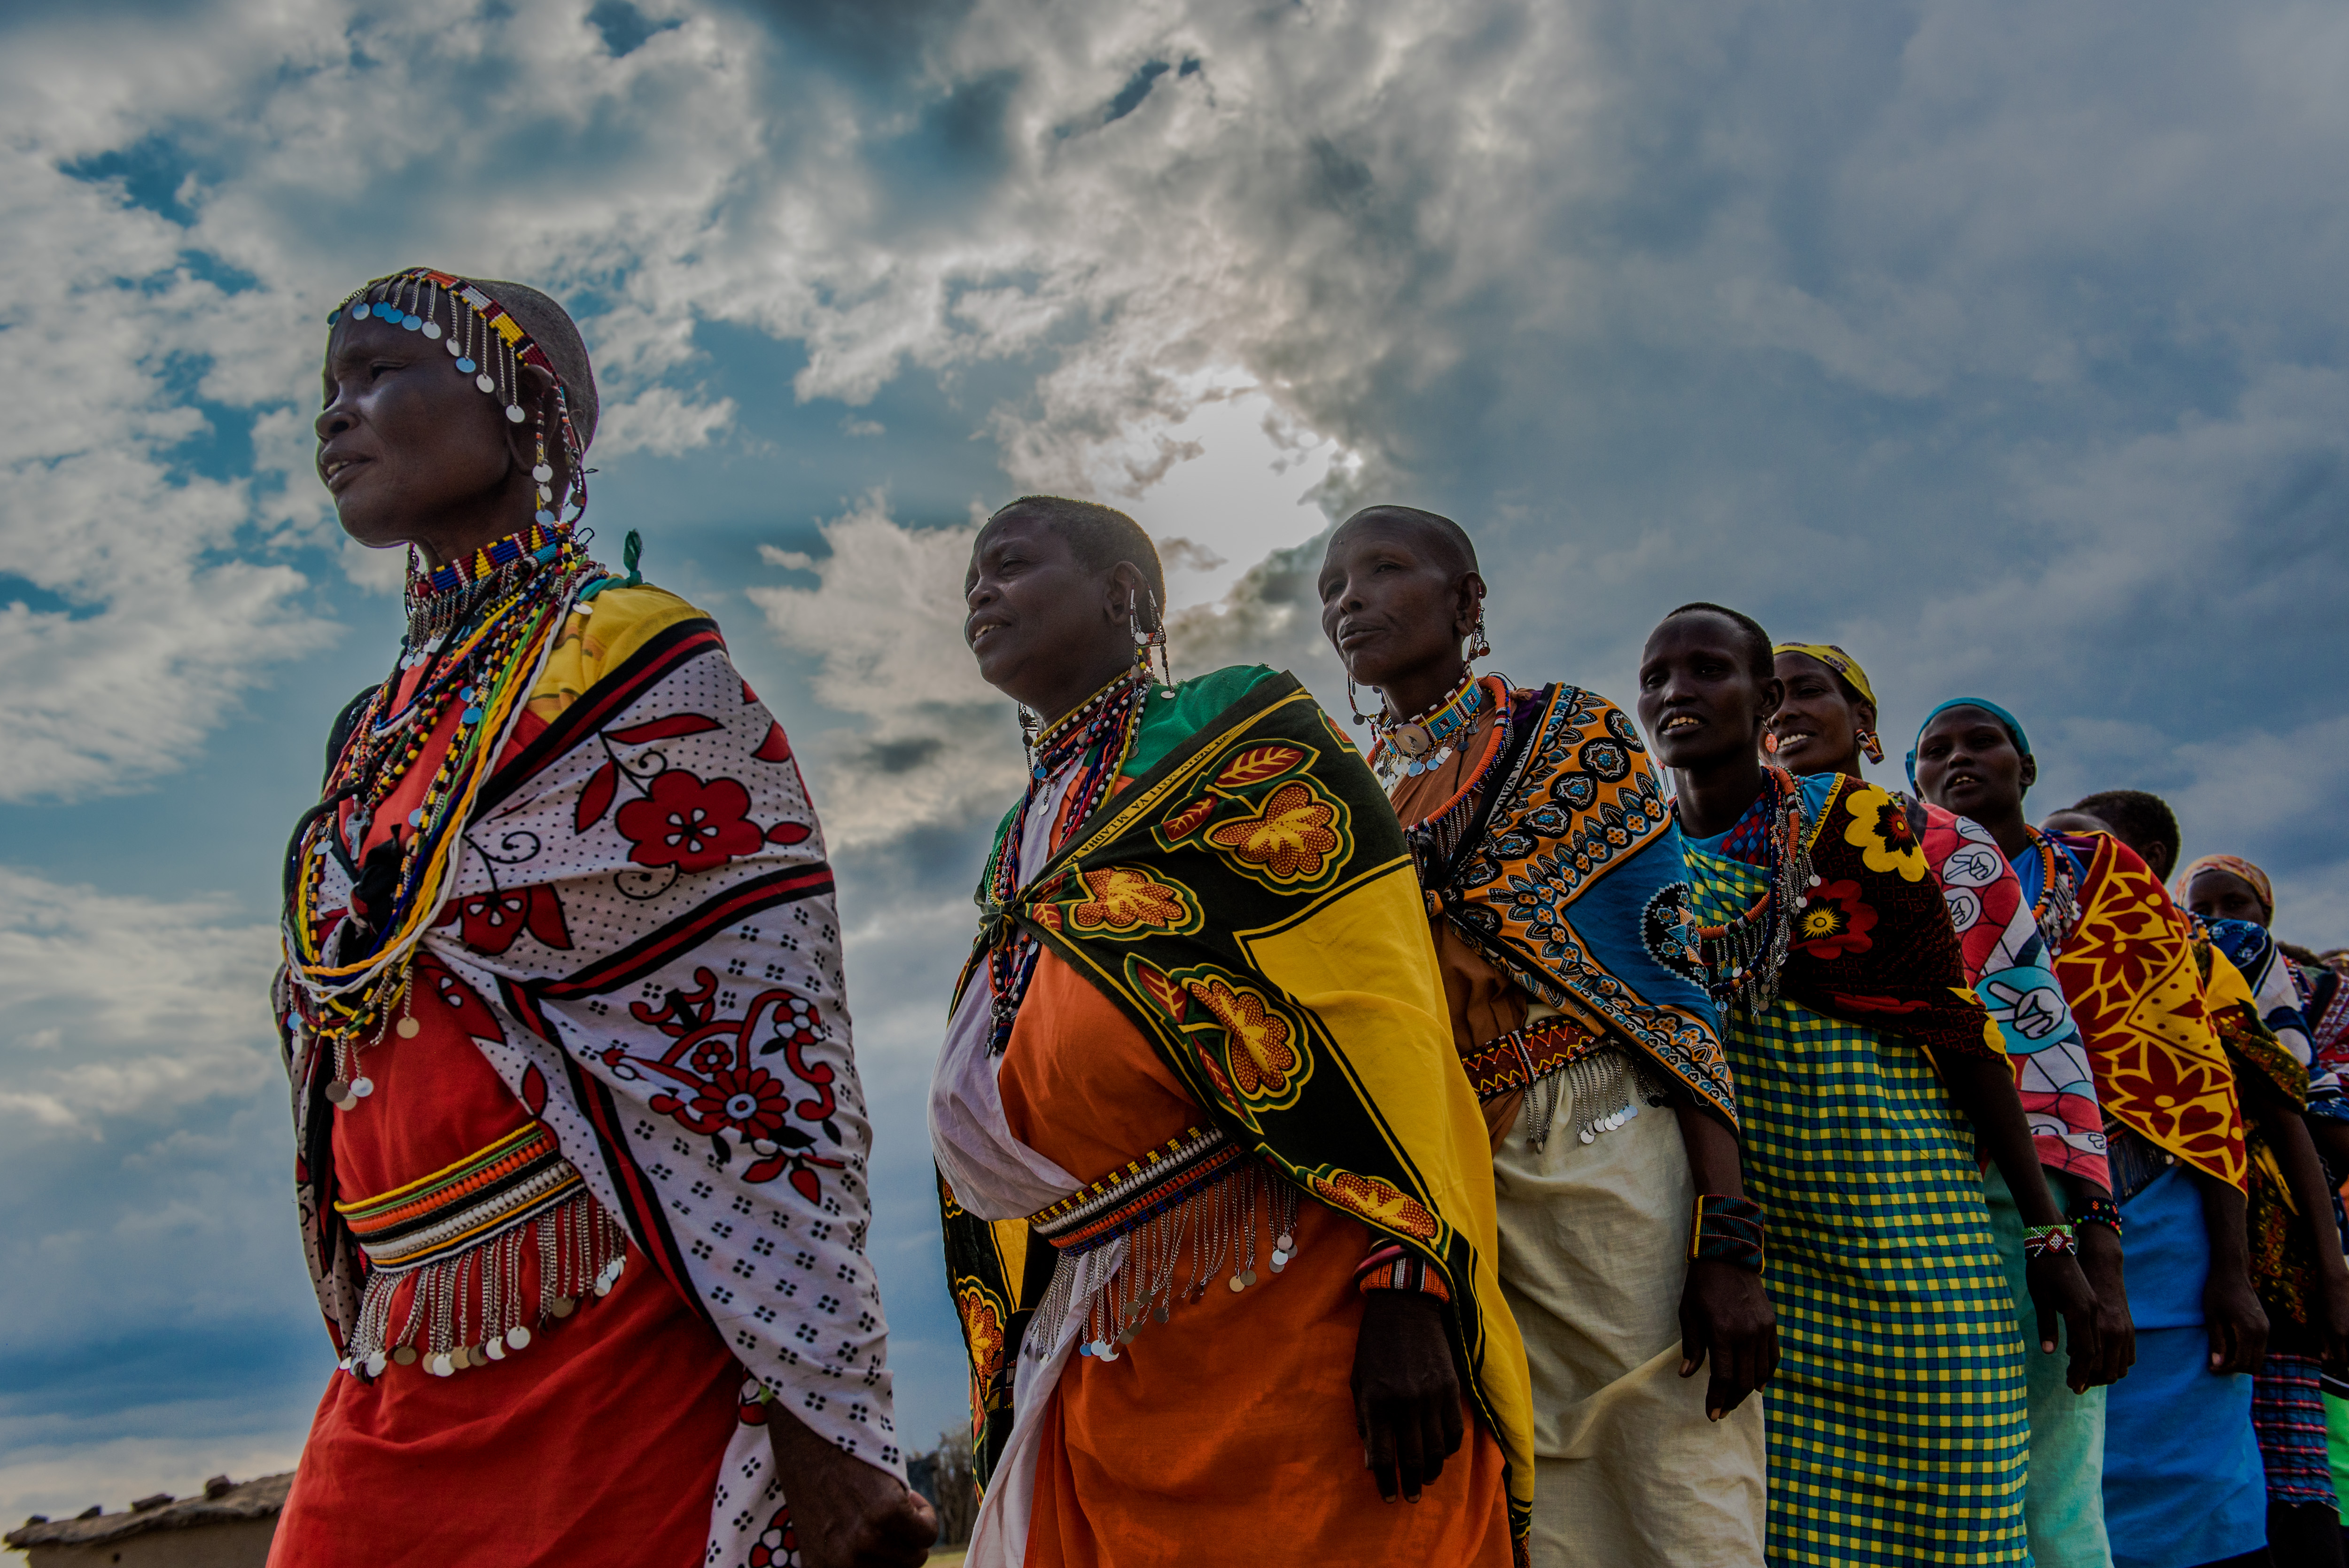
<box><xmin>1907</xmin><ymin>698</ymin><xmax>2031</xmax><ymax>789</ymax></box>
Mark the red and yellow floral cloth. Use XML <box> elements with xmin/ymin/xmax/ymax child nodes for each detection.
<box><xmin>2043</xmin><ymin>830</ymin><xmax>2248</xmax><ymax>1190</ymax></box>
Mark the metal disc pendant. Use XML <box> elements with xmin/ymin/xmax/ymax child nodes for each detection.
<box><xmin>532</xmin><ymin>463</ymin><xmax>553</xmax><ymax>483</ymax></box>
<box><xmin>505</xmin><ymin>404</ymin><xmax>525</xmax><ymax>423</ymax></box>
<box><xmin>1241</xmin><ymin>1269</ymin><xmax>1259</xmax><ymax>1287</ymax></box>
<box><xmin>350</xmin><ymin>302</ymin><xmax>371</xmax><ymax>319</ymax></box>
<box><xmin>1276</xmin><ymin>1232</ymin><xmax>1294</xmax><ymax>1252</ymax></box>
<box><xmin>1392</xmin><ymin>722</ymin><xmax>1434</xmax><ymax>758</ymax></box>
<box><xmin>1270</xmin><ymin>1253</ymin><xmax>1287</xmax><ymax>1272</ymax></box>
<box><xmin>1154</xmin><ymin>1303</ymin><xmax>1169</xmax><ymax>1323</ymax></box>
<box><xmin>325</xmin><ymin>1079</ymin><xmax>351</xmax><ymax>1105</ymax></box>
<box><xmin>551</xmin><ymin>1297</ymin><xmax>576</xmax><ymax>1318</ymax></box>
<box><xmin>392</xmin><ymin>1345</ymin><xmax>419</xmax><ymax>1366</ymax></box>
<box><xmin>348</xmin><ymin>1077</ymin><xmax>373</xmax><ymax>1098</ymax></box>
<box><xmin>396</xmin><ymin>1017</ymin><xmax>420</xmax><ymax>1039</ymax></box>
<box><xmin>457</xmin><ymin>357</ymin><xmax>477</xmax><ymax>373</ymax></box>
<box><xmin>363</xmin><ymin>1351</ymin><xmax>388</xmax><ymax>1376</ymax></box>
<box><xmin>506</xmin><ymin>1326</ymin><xmax>532</xmax><ymax>1349</ymax></box>
<box><xmin>1228</xmin><ymin>1273</ymin><xmax>1245</xmax><ymax>1293</ymax></box>
<box><xmin>483</xmin><ymin>1337</ymin><xmax>507</xmax><ymax>1360</ymax></box>
<box><xmin>476</xmin><ymin>373</ymin><xmax>496</xmax><ymax>393</ymax></box>
<box><xmin>1579</xmin><ymin>1127</ymin><xmax>1596</xmax><ymax>1144</ymax></box>
<box><xmin>422</xmin><ymin>320</ymin><xmax>442</xmax><ymax>339</ymax></box>
<box><xmin>444</xmin><ymin>335</ymin><xmax>461</xmax><ymax>354</ymax></box>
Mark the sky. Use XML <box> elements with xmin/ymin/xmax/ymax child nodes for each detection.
<box><xmin>2</xmin><ymin>0</ymin><xmax>2347</xmax><ymax>1526</ymax></box>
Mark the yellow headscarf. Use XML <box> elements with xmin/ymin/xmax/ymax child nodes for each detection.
<box><xmin>1773</xmin><ymin>642</ymin><xmax>1877</xmax><ymax>709</ymax></box>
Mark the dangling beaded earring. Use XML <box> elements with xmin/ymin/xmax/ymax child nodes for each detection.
<box><xmin>531</xmin><ymin>409</ymin><xmax>557</xmax><ymax>526</ymax></box>
<box><xmin>1346</xmin><ymin>675</ymin><xmax>1374</xmax><ymax>726</ymax></box>
<box><xmin>1129</xmin><ymin>587</ymin><xmax>1171</xmax><ymax>687</ymax></box>
<box><xmin>1467</xmin><ymin>606</ymin><xmax>1492</xmax><ymax>662</ymax></box>
<box><xmin>1858</xmin><ymin>729</ymin><xmax>1886</xmax><ymax>765</ymax></box>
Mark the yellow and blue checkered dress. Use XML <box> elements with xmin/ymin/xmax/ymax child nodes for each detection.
<box><xmin>1688</xmin><ymin>842</ymin><xmax>2031</xmax><ymax>1566</ymax></box>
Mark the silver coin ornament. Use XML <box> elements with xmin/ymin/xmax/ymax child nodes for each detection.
<box><xmin>1391</xmin><ymin>722</ymin><xmax>1434</xmax><ymax>758</ymax></box>
<box><xmin>506</xmin><ymin>1326</ymin><xmax>532</xmax><ymax>1350</ymax></box>
<box><xmin>532</xmin><ymin>463</ymin><xmax>554</xmax><ymax>483</ymax></box>
<box><xmin>422</xmin><ymin>320</ymin><xmax>442</xmax><ymax>340</ymax></box>
<box><xmin>392</xmin><ymin>1345</ymin><xmax>419</xmax><ymax>1366</ymax></box>
<box><xmin>505</xmin><ymin>404</ymin><xmax>526</xmax><ymax>423</ymax></box>
<box><xmin>476</xmin><ymin>373</ymin><xmax>496</xmax><ymax>393</ymax></box>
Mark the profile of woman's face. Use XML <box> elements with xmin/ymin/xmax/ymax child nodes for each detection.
<box><xmin>315</xmin><ymin>312</ymin><xmax>528</xmax><ymax>550</ymax></box>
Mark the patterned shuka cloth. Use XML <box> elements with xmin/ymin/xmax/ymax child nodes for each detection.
<box><xmin>1685</xmin><ymin>769</ymin><xmax>2029</xmax><ymax>1567</ymax></box>
<box><xmin>276</xmin><ymin>583</ymin><xmax>903</xmax><ymax>1567</ymax></box>
<box><xmin>933</xmin><ymin>667</ymin><xmax>1534</xmax><ymax>1564</ymax></box>
<box><xmin>1917</xmin><ymin>801</ymin><xmax>2108</xmax><ymax>1188</ymax></box>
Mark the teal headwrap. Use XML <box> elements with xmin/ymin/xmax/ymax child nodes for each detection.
<box><xmin>1907</xmin><ymin>698</ymin><xmax>2030</xmax><ymax>789</ymax></box>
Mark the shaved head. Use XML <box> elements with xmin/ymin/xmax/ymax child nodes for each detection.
<box><xmin>1332</xmin><ymin>505</ymin><xmax>1478</xmax><ymax>579</ymax></box>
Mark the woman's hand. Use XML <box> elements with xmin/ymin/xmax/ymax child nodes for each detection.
<box><xmin>1351</xmin><ymin>1289</ymin><xmax>1465</xmax><ymax>1503</ymax></box>
<box><xmin>2202</xmin><ymin>1266</ymin><xmax>2270</xmax><ymax>1375</ymax></box>
<box><xmin>2022</xmin><ymin>1250</ymin><xmax>2108</xmax><ymax>1392</ymax></box>
<box><xmin>2075</xmin><ymin>1222</ymin><xmax>2136</xmax><ymax>1386</ymax></box>
<box><xmin>768</xmin><ymin>1407</ymin><xmax>938</xmax><ymax>1568</ymax></box>
<box><xmin>1678</xmin><ymin>1258</ymin><xmax>1778</xmax><ymax>1420</ymax></box>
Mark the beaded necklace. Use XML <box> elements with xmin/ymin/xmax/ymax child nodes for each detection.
<box><xmin>1369</xmin><ymin>671</ymin><xmax>1484</xmax><ymax>784</ymax></box>
<box><xmin>980</xmin><ymin>666</ymin><xmax>1150</xmax><ymax>1054</ymax></box>
<box><xmin>2018</xmin><ymin>825</ymin><xmax>2083</xmax><ymax>954</ymax></box>
<box><xmin>284</xmin><ymin>520</ymin><xmax>599</xmax><ymax>1103</ymax></box>
<box><xmin>1690</xmin><ymin>764</ymin><xmax>1814</xmax><ymax>1014</ymax></box>
<box><xmin>1387</xmin><ymin>677</ymin><xmax>1515</xmax><ymax>871</ymax></box>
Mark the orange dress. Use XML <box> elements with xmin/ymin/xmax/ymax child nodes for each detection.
<box><xmin>997</xmin><ymin>951</ymin><xmax>1515</xmax><ymax>1568</ymax></box>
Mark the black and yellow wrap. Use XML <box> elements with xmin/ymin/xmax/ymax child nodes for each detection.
<box><xmin>938</xmin><ymin>668</ymin><xmax>1534</xmax><ymax>1543</ymax></box>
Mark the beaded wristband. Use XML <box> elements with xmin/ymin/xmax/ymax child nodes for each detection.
<box><xmin>2022</xmin><ymin>1222</ymin><xmax>2077</xmax><ymax>1258</ymax></box>
<box><xmin>1354</xmin><ymin>1244</ymin><xmax>1452</xmax><ymax>1304</ymax></box>
<box><xmin>2073</xmin><ymin>1196</ymin><xmax>2123</xmax><ymax>1239</ymax></box>
<box><xmin>1688</xmin><ymin>1194</ymin><xmax>1766</xmax><ymax>1273</ymax></box>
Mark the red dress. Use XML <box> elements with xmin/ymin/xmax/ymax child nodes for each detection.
<box><xmin>272</xmin><ymin>599</ymin><xmax>743</xmax><ymax>1567</ymax></box>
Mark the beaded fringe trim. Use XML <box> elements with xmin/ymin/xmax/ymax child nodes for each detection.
<box><xmin>338</xmin><ymin>1189</ymin><xmax>629</xmax><ymax>1381</ymax></box>
<box><xmin>1525</xmin><ymin>1044</ymin><xmax>1673</xmax><ymax>1152</ymax></box>
<box><xmin>1027</xmin><ymin>1158</ymin><xmax>1302</xmax><ymax>1364</ymax></box>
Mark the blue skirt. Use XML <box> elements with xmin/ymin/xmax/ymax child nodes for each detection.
<box><xmin>2101</xmin><ymin>1166</ymin><xmax>2266</xmax><ymax>1568</ymax></box>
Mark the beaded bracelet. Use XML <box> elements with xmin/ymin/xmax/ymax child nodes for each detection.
<box><xmin>1355</xmin><ymin>1244</ymin><xmax>1452</xmax><ymax>1304</ymax></box>
<box><xmin>2073</xmin><ymin>1196</ymin><xmax>2123</xmax><ymax>1239</ymax></box>
<box><xmin>1688</xmin><ymin>1194</ymin><xmax>1766</xmax><ymax>1273</ymax></box>
<box><xmin>2022</xmin><ymin>1222</ymin><xmax>2077</xmax><ymax>1258</ymax></box>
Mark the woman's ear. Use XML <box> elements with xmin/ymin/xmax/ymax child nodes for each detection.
<box><xmin>1455</xmin><ymin>573</ymin><xmax>1487</xmax><ymax>639</ymax></box>
<box><xmin>1854</xmin><ymin>700</ymin><xmax>1878</xmax><ymax>737</ymax></box>
<box><xmin>1757</xmin><ymin>674</ymin><xmax>1786</xmax><ymax>724</ymax></box>
<box><xmin>2018</xmin><ymin>753</ymin><xmax>2039</xmax><ymax>792</ymax></box>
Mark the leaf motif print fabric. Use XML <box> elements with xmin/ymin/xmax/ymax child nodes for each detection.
<box><xmin>1917</xmin><ymin>801</ymin><xmax>2108</xmax><ymax>1189</ymax></box>
<box><xmin>2045</xmin><ymin>830</ymin><xmax>2248</xmax><ymax>1191</ymax></box>
<box><xmin>937</xmin><ymin>670</ymin><xmax>1535</xmax><ymax>1549</ymax></box>
<box><xmin>282</xmin><ymin>599</ymin><xmax>903</xmax><ymax>1568</ymax></box>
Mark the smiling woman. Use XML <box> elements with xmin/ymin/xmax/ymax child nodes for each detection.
<box><xmin>1637</xmin><ymin>605</ymin><xmax>2110</xmax><ymax>1567</ymax></box>
<box><xmin>270</xmin><ymin>269</ymin><xmax>934</xmax><ymax>1568</ymax></box>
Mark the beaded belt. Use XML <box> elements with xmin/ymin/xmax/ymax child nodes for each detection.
<box><xmin>1456</xmin><ymin>1014</ymin><xmax>1605</xmax><ymax>1102</ymax></box>
<box><xmin>335</xmin><ymin>1122</ymin><xmax>584</xmax><ymax>1273</ymax></box>
<box><xmin>1028</xmin><ymin>1124</ymin><xmax>1244</xmax><ymax>1257</ymax></box>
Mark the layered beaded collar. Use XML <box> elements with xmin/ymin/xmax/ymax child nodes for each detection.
<box><xmin>403</xmin><ymin>520</ymin><xmax>581</xmax><ymax>651</ymax></box>
<box><xmin>1369</xmin><ymin>671</ymin><xmax>1485</xmax><ymax>784</ymax></box>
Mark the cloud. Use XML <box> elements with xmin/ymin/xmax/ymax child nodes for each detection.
<box><xmin>0</xmin><ymin>869</ymin><xmax>281</xmax><ymax>1135</ymax></box>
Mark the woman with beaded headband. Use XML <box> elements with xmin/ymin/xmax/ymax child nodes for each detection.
<box><xmin>1768</xmin><ymin>645</ymin><xmax>2127</xmax><ymax>1568</ymax></box>
<box><xmin>1319</xmin><ymin>507</ymin><xmax>1769</xmax><ymax>1568</ymax></box>
<box><xmin>272</xmin><ymin>268</ymin><xmax>933</xmax><ymax>1568</ymax></box>
<box><xmin>930</xmin><ymin>495</ymin><xmax>1533</xmax><ymax>1565</ymax></box>
<box><xmin>1640</xmin><ymin>605</ymin><xmax>2108</xmax><ymax>1567</ymax></box>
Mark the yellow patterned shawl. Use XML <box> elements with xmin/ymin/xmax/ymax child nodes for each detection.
<box><xmin>2050</xmin><ymin>831</ymin><xmax>2248</xmax><ymax>1190</ymax></box>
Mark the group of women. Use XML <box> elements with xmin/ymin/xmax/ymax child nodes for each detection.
<box><xmin>268</xmin><ymin>268</ymin><xmax>2349</xmax><ymax>1568</ymax></box>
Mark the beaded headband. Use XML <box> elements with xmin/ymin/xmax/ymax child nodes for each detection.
<box><xmin>326</xmin><ymin>268</ymin><xmax>590</xmax><ymax>534</ymax></box>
